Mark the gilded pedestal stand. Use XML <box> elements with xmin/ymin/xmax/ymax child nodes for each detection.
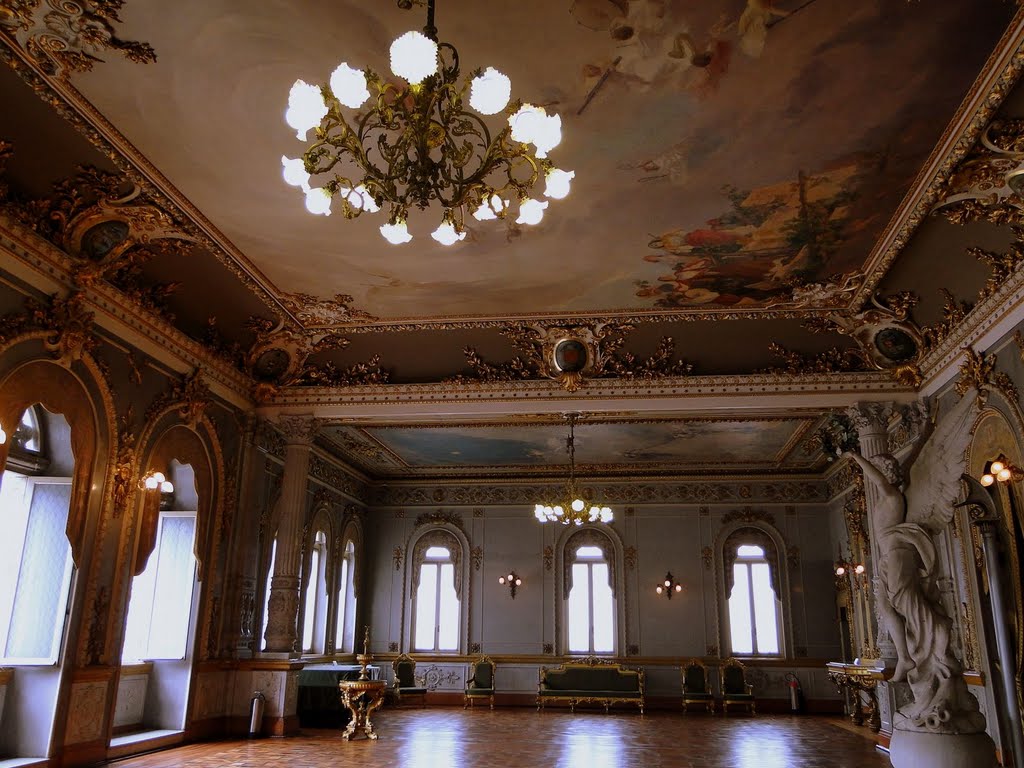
<box><xmin>339</xmin><ymin>628</ymin><xmax>386</xmax><ymax>741</ymax></box>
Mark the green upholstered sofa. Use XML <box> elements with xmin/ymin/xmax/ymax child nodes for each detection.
<box><xmin>536</xmin><ymin>656</ymin><xmax>644</xmax><ymax>714</ymax></box>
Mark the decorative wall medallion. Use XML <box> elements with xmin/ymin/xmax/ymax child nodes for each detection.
<box><xmin>470</xmin><ymin>545</ymin><xmax>483</xmax><ymax>572</ymax></box>
<box><xmin>701</xmin><ymin>546</ymin><xmax>713</xmax><ymax>571</ymax></box>
<box><xmin>0</xmin><ymin>0</ymin><xmax>156</xmax><ymax>76</ymax></box>
<box><xmin>543</xmin><ymin>545</ymin><xmax>553</xmax><ymax>572</ymax></box>
<box><xmin>543</xmin><ymin>643</ymin><xmax>554</xmax><ymax>654</ymax></box>
<box><xmin>470</xmin><ymin>642</ymin><xmax>481</xmax><ymax>654</ymax></box>
<box><xmin>626</xmin><ymin>644</ymin><xmax>639</xmax><ymax>657</ymax></box>
<box><xmin>472</xmin><ymin>507</ymin><xmax>484</xmax><ymax>518</ymax></box>
<box><xmin>706</xmin><ymin>644</ymin><xmax>719</xmax><ymax>657</ymax></box>
<box><xmin>388</xmin><ymin>641</ymin><xmax>399</xmax><ymax>653</ymax></box>
<box><xmin>393</xmin><ymin>546</ymin><xmax>403</xmax><ymax>571</ymax></box>
<box><xmin>454</xmin><ymin>321</ymin><xmax>693</xmax><ymax>392</ymax></box>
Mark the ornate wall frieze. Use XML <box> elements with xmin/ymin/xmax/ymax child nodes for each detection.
<box><xmin>309</xmin><ymin>453</ymin><xmax>369</xmax><ymax>502</ymax></box>
<box><xmin>254</xmin><ymin>419</ymin><xmax>286</xmax><ymax>459</ymax></box>
<box><xmin>720</xmin><ymin>507</ymin><xmax>775</xmax><ymax>527</ymax></box>
<box><xmin>0</xmin><ymin>0</ymin><xmax>156</xmax><ymax>77</ymax></box>
<box><xmin>373</xmin><ymin>479</ymin><xmax>825</xmax><ymax>508</ymax></box>
<box><xmin>414</xmin><ymin>509</ymin><xmax>465</xmax><ymax>531</ymax></box>
<box><xmin>451</xmin><ymin>321</ymin><xmax>693</xmax><ymax>392</ymax></box>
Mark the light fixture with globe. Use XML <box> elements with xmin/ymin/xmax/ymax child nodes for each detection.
<box><xmin>534</xmin><ymin>413</ymin><xmax>613</xmax><ymax>526</ymax></box>
<box><xmin>282</xmin><ymin>0</ymin><xmax>574</xmax><ymax>245</ymax></box>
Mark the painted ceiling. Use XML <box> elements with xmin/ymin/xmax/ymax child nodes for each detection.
<box><xmin>322</xmin><ymin>417</ymin><xmax>822</xmax><ymax>477</ymax></box>
<box><xmin>68</xmin><ymin>0</ymin><xmax>1012</xmax><ymax>323</ymax></box>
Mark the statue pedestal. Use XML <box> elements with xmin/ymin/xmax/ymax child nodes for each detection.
<box><xmin>889</xmin><ymin>729</ymin><xmax>996</xmax><ymax>768</ymax></box>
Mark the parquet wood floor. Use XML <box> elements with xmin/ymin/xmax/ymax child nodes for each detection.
<box><xmin>103</xmin><ymin>709</ymin><xmax>892</xmax><ymax>768</ymax></box>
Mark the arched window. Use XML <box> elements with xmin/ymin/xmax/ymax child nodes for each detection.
<box><xmin>0</xmin><ymin>406</ymin><xmax>75</xmax><ymax>664</ymax></box>
<box><xmin>260</xmin><ymin>536</ymin><xmax>277</xmax><ymax>651</ymax></box>
<box><xmin>413</xmin><ymin>545</ymin><xmax>459</xmax><ymax>652</ymax></box>
<box><xmin>335</xmin><ymin>539</ymin><xmax>356</xmax><ymax>653</ymax></box>
<box><xmin>566</xmin><ymin>544</ymin><xmax>615</xmax><ymax>654</ymax></box>
<box><xmin>726</xmin><ymin>542</ymin><xmax>782</xmax><ymax>656</ymax></box>
<box><xmin>302</xmin><ymin>530</ymin><xmax>328</xmax><ymax>653</ymax></box>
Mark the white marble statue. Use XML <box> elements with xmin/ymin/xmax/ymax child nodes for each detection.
<box><xmin>843</xmin><ymin>389</ymin><xmax>986</xmax><ymax>736</ymax></box>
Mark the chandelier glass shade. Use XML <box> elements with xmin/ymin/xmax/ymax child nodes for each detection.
<box><xmin>534</xmin><ymin>414</ymin><xmax>613</xmax><ymax>526</ymax></box>
<box><xmin>282</xmin><ymin>0</ymin><xmax>573</xmax><ymax>245</ymax></box>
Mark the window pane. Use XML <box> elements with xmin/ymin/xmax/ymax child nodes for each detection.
<box><xmin>147</xmin><ymin>516</ymin><xmax>196</xmax><ymax>659</ymax></box>
<box><xmin>302</xmin><ymin>548</ymin><xmax>320</xmax><ymax>651</ymax></box>
<box><xmin>0</xmin><ymin>473</ymin><xmax>30</xmax><ymax>651</ymax></box>
<box><xmin>751</xmin><ymin>562</ymin><xmax>780</xmax><ymax>654</ymax></box>
<box><xmin>261</xmin><ymin>539</ymin><xmax>276</xmax><ymax>651</ymax></box>
<box><xmin>335</xmin><ymin>558</ymin><xmax>349</xmax><ymax>648</ymax></box>
<box><xmin>591</xmin><ymin>563</ymin><xmax>614</xmax><ymax>653</ymax></box>
<box><xmin>424</xmin><ymin>546</ymin><xmax>450</xmax><ymax>559</ymax></box>
<box><xmin>414</xmin><ymin>564</ymin><xmax>438</xmax><ymax>650</ymax></box>
<box><xmin>728</xmin><ymin>563</ymin><xmax>753</xmax><ymax>655</ymax></box>
<box><xmin>736</xmin><ymin>545</ymin><xmax>764</xmax><ymax>557</ymax></box>
<box><xmin>437</xmin><ymin>563</ymin><xmax>458</xmax><ymax>651</ymax></box>
<box><xmin>576</xmin><ymin>546</ymin><xmax>602</xmax><ymax>558</ymax></box>
<box><xmin>567</xmin><ymin>563</ymin><xmax>590</xmax><ymax>652</ymax></box>
<box><xmin>6</xmin><ymin>481</ymin><xmax>73</xmax><ymax>660</ymax></box>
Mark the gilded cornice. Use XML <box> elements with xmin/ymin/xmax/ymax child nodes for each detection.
<box><xmin>265</xmin><ymin>370</ymin><xmax>908</xmax><ymax>409</ymax></box>
<box><xmin>850</xmin><ymin>9</ymin><xmax>1024</xmax><ymax>308</ymax></box>
<box><xmin>0</xmin><ymin>215</ymin><xmax>255</xmax><ymax>403</ymax></box>
<box><xmin>309</xmin><ymin>450</ymin><xmax>370</xmax><ymax>505</ymax></box>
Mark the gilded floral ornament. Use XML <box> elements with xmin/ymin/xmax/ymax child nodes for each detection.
<box><xmin>146</xmin><ymin>369</ymin><xmax>210</xmax><ymax>427</ymax></box>
<box><xmin>279</xmin><ymin>291</ymin><xmax>375</xmax><ymax>327</ymax></box>
<box><xmin>966</xmin><ymin>230</ymin><xmax>1024</xmax><ymax>303</ymax></box>
<box><xmin>766</xmin><ymin>271</ymin><xmax>864</xmax><ymax>310</ymax></box>
<box><xmin>956</xmin><ymin>347</ymin><xmax>1017</xmax><ymax>405</ymax></box>
<box><xmin>111</xmin><ymin>406</ymin><xmax>137</xmax><ymax>519</ymax></box>
<box><xmin>0</xmin><ymin>0</ymin><xmax>156</xmax><ymax>76</ymax></box>
<box><xmin>40</xmin><ymin>290</ymin><xmax>96</xmax><ymax>364</ymax></box>
<box><xmin>921</xmin><ymin>289</ymin><xmax>974</xmax><ymax>354</ymax></box>
<box><xmin>934</xmin><ymin>118</ymin><xmax>1024</xmax><ymax>227</ymax></box>
<box><xmin>762</xmin><ymin>341</ymin><xmax>866</xmax><ymax>376</ymax></box>
<box><xmin>453</xmin><ymin>322</ymin><xmax>693</xmax><ymax>392</ymax></box>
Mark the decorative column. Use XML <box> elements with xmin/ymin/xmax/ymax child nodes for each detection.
<box><xmin>263</xmin><ymin>415</ymin><xmax>319</xmax><ymax>654</ymax></box>
<box><xmin>227</xmin><ymin>415</ymin><xmax>261</xmax><ymax>657</ymax></box>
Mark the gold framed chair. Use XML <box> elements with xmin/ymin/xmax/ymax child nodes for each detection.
<box><xmin>464</xmin><ymin>655</ymin><xmax>496</xmax><ymax>709</ymax></box>
<box><xmin>720</xmin><ymin>657</ymin><xmax>755</xmax><ymax>715</ymax></box>
<box><xmin>392</xmin><ymin>653</ymin><xmax>428</xmax><ymax>707</ymax></box>
<box><xmin>681</xmin><ymin>658</ymin><xmax>715</xmax><ymax>713</ymax></box>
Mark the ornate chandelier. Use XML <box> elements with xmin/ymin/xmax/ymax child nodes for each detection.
<box><xmin>281</xmin><ymin>0</ymin><xmax>574</xmax><ymax>245</ymax></box>
<box><xmin>534</xmin><ymin>414</ymin><xmax>613</xmax><ymax>526</ymax></box>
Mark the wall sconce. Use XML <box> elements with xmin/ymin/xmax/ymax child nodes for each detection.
<box><xmin>498</xmin><ymin>570</ymin><xmax>522</xmax><ymax>599</ymax></box>
<box><xmin>656</xmin><ymin>572</ymin><xmax>683</xmax><ymax>599</ymax></box>
<box><xmin>980</xmin><ymin>454</ymin><xmax>1024</xmax><ymax>486</ymax></box>
<box><xmin>141</xmin><ymin>470</ymin><xmax>174</xmax><ymax>494</ymax></box>
<box><xmin>834</xmin><ymin>555</ymin><xmax>866</xmax><ymax>589</ymax></box>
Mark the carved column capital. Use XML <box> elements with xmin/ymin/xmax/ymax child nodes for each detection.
<box><xmin>845</xmin><ymin>402</ymin><xmax>896</xmax><ymax>438</ymax></box>
<box><xmin>276</xmin><ymin>414</ymin><xmax>321</xmax><ymax>445</ymax></box>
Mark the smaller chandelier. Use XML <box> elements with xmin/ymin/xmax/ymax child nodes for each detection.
<box><xmin>282</xmin><ymin>0</ymin><xmax>574</xmax><ymax>245</ymax></box>
<box><xmin>534</xmin><ymin>414</ymin><xmax>612</xmax><ymax>526</ymax></box>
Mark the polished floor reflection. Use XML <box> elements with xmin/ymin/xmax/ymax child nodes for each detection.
<box><xmin>103</xmin><ymin>709</ymin><xmax>891</xmax><ymax>768</ymax></box>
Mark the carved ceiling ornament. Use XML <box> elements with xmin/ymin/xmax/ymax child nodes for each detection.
<box><xmin>766</xmin><ymin>271</ymin><xmax>865</xmax><ymax>310</ymax></box>
<box><xmin>956</xmin><ymin>347</ymin><xmax>1018</xmax><ymax>406</ymax></box>
<box><xmin>0</xmin><ymin>0</ymin><xmax>156</xmax><ymax>77</ymax></box>
<box><xmin>275</xmin><ymin>414</ymin><xmax>321</xmax><ymax>445</ymax></box>
<box><xmin>278</xmin><ymin>291</ymin><xmax>375</xmax><ymax>327</ymax></box>
<box><xmin>454</xmin><ymin>321</ymin><xmax>693</xmax><ymax>392</ymax></box>
<box><xmin>146</xmin><ymin>369</ymin><xmax>210</xmax><ymax>428</ymax></box>
<box><xmin>934</xmin><ymin>118</ymin><xmax>1024</xmax><ymax>227</ymax></box>
<box><xmin>921</xmin><ymin>289</ymin><xmax>974</xmax><ymax>355</ymax></box>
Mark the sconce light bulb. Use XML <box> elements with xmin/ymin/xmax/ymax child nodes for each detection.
<box><xmin>515</xmin><ymin>579</ymin><xmax>522</xmax><ymax>586</ymax></box>
<box><xmin>990</xmin><ymin>460</ymin><xmax>1005</xmax><ymax>474</ymax></box>
<box><xmin>664</xmin><ymin>579</ymin><xmax>671</xmax><ymax>587</ymax></box>
<box><xmin>144</xmin><ymin>476</ymin><xmax>159</xmax><ymax>490</ymax></box>
<box><xmin>498</xmin><ymin>577</ymin><xmax>506</xmax><ymax>585</ymax></box>
<box><xmin>835</xmin><ymin>566</ymin><xmax>846</xmax><ymax>576</ymax></box>
<box><xmin>854</xmin><ymin>564</ymin><xmax>865</xmax><ymax>575</ymax></box>
<box><xmin>656</xmin><ymin>586</ymin><xmax>663</xmax><ymax>594</ymax></box>
<box><xmin>160</xmin><ymin>480</ymin><xmax>174</xmax><ymax>493</ymax></box>
<box><xmin>153</xmin><ymin>471</ymin><xmax>165</xmax><ymax>483</ymax></box>
<box><xmin>997</xmin><ymin>468</ymin><xmax>1012</xmax><ymax>483</ymax></box>
<box><xmin>675</xmin><ymin>584</ymin><xmax>682</xmax><ymax>592</ymax></box>
<box><xmin>981</xmin><ymin>474</ymin><xmax>995</xmax><ymax>487</ymax></box>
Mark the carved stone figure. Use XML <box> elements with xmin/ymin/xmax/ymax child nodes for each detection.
<box><xmin>843</xmin><ymin>389</ymin><xmax>987</xmax><ymax>737</ymax></box>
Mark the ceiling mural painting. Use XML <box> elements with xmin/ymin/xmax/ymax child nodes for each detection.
<box><xmin>55</xmin><ymin>0</ymin><xmax>1011</xmax><ymax>324</ymax></box>
<box><xmin>326</xmin><ymin>417</ymin><xmax>820</xmax><ymax>476</ymax></box>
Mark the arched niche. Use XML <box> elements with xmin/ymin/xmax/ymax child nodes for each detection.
<box><xmin>134</xmin><ymin>424</ymin><xmax>217</xmax><ymax>580</ymax></box>
<box><xmin>0</xmin><ymin>357</ymin><xmax>113</xmax><ymax>567</ymax></box>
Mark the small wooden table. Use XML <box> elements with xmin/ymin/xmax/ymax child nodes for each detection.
<box><xmin>338</xmin><ymin>678</ymin><xmax>386</xmax><ymax>741</ymax></box>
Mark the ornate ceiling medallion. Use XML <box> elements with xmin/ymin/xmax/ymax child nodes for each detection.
<box><xmin>0</xmin><ymin>0</ymin><xmax>156</xmax><ymax>76</ymax></box>
<box><xmin>454</xmin><ymin>321</ymin><xmax>693</xmax><ymax>392</ymax></box>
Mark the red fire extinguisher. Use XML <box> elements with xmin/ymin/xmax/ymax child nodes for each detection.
<box><xmin>785</xmin><ymin>672</ymin><xmax>804</xmax><ymax>714</ymax></box>
<box><xmin>249</xmin><ymin>691</ymin><xmax>266</xmax><ymax>738</ymax></box>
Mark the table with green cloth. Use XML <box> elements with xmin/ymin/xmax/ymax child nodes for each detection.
<box><xmin>297</xmin><ymin>664</ymin><xmax>381</xmax><ymax>728</ymax></box>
